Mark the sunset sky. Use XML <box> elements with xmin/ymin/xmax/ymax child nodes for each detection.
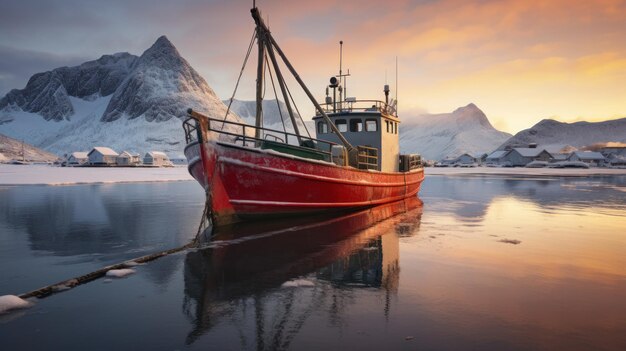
<box><xmin>1</xmin><ymin>0</ymin><xmax>625</xmax><ymax>133</ymax></box>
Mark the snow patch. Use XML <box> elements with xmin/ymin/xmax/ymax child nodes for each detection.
<box><xmin>105</xmin><ymin>268</ymin><xmax>136</xmax><ymax>278</ymax></box>
<box><xmin>281</xmin><ymin>279</ymin><xmax>315</xmax><ymax>288</ymax></box>
<box><xmin>0</xmin><ymin>295</ymin><xmax>33</xmax><ymax>314</ymax></box>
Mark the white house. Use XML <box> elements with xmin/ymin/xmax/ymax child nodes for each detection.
<box><xmin>600</xmin><ymin>146</ymin><xmax>626</xmax><ymax>158</ymax></box>
<box><xmin>485</xmin><ymin>150</ymin><xmax>509</xmax><ymax>165</ymax></box>
<box><xmin>116</xmin><ymin>151</ymin><xmax>141</xmax><ymax>166</ymax></box>
<box><xmin>144</xmin><ymin>151</ymin><xmax>171</xmax><ymax>167</ymax></box>
<box><xmin>88</xmin><ymin>147</ymin><xmax>119</xmax><ymax>165</ymax></box>
<box><xmin>455</xmin><ymin>153</ymin><xmax>477</xmax><ymax>165</ymax></box>
<box><xmin>568</xmin><ymin>151</ymin><xmax>606</xmax><ymax>167</ymax></box>
<box><xmin>500</xmin><ymin>147</ymin><xmax>552</xmax><ymax>167</ymax></box>
<box><xmin>67</xmin><ymin>152</ymin><xmax>89</xmax><ymax>166</ymax></box>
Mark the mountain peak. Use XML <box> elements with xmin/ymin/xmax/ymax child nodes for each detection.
<box><xmin>453</xmin><ymin>103</ymin><xmax>480</xmax><ymax>114</ymax></box>
<box><xmin>451</xmin><ymin>103</ymin><xmax>493</xmax><ymax>128</ymax></box>
<box><xmin>153</xmin><ymin>35</ymin><xmax>175</xmax><ymax>50</ymax></box>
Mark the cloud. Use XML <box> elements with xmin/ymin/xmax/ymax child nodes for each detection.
<box><xmin>0</xmin><ymin>45</ymin><xmax>90</xmax><ymax>95</ymax></box>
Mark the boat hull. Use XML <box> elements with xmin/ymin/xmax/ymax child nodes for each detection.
<box><xmin>185</xmin><ymin>140</ymin><xmax>424</xmax><ymax>226</ymax></box>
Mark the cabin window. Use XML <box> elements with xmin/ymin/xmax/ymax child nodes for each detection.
<box><xmin>317</xmin><ymin>121</ymin><xmax>328</xmax><ymax>134</ymax></box>
<box><xmin>336</xmin><ymin>119</ymin><xmax>347</xmax><ymax>132</ymax></box>
<box><xmin>350</xmin><ymin>119</ymin><xmax>363</xmax><ymax>132</ymax></box>
<box><xmin>386</xmin><ymin>120</ymin><xmax>390</xmax><ymax>133</ymax></box>
<box><xmin>365</xmin><ymin>119</ymin><xmax>378</xmax><ymax>132</ymax></box>
<box><xmin>395</xmin><ymin>123</ymin><xmax>398</xmax><ymax>134</ymax></box>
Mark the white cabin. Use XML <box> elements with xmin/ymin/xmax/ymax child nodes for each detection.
<box><xmin>117</xmin><ymin>151</ymin><xmax>142</xmax><ymax>166</ymax></box>
<box><xmin>567</xmin><ymin>151</ymin><xmax>606</xmax><ymax>166</ymax></box>
<box><xmin>144</xmin><ymin>151</ymin><xmax>170</xmax><ymax>166</ymax></box>
<box><xmin>88</xmin><ymin>147</ymin><xmax>119</xmax><ymax>165</ymax></box>
<box><xmin>67</xmin><ymin>152</ymin><xmax>88</xmax><ymax>166</ymax></box>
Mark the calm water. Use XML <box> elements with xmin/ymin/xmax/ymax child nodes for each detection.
<box><xmin>1</xmin><ymin>176</ymin><xmax>625</xmax><ymax>350</ymax></box>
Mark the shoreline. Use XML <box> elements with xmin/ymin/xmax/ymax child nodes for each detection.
<box><xmin>2</xmin><ymin>164</ymin><xmax>625</xmax><ymax>187</ymax></box>
<box><xmin>425</xmin><ymin>167</ymin><xmax>626</xmax><ymax>177</ymax></box>
<box><xmin>0</xmin><ymin>164</ymin><xmax>193</xmax><ymax>186</ymax></box>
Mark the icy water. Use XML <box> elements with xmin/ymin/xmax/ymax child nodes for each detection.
<box><xmin>1</xmin><ymin>176</ymin><xmax>625</xmax><ymax>350</ymax></box>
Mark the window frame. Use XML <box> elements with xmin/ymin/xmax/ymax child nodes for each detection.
<box><xmin>349</xmin><ymin>118</ymin><xmax>363</xmax><ymax>132</ymax></box>
<box><xmin>335</xmin><ymin>119</ymin><xmax>348</xmax><ymax>132</ymax></box>
<box><xmin>365</xmin><ymin>119</ymin><xmax>378</xmax><ymax>132</ymax></box>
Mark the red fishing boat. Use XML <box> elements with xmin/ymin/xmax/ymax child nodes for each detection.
<box><xmin>183</xmin><ymin>5</ymin><xmax>424</xmax><ymax>227</ymax></box>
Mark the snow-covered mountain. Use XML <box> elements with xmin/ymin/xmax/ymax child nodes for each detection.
<box><xmin>0</xmin><ymin>133</ymin><xmax>58</xmax><ymax>162</ymax></box>
<box><xmin>0</xmin><ymin>36</ymin><xmax>243</xmax><ymax>156</ymax></box>
<box><xmin>498</xmin><ymin>118</ymin><xmax>626</xmax><ymax>152</ymax></box>
<box><xmin>400</xmin><ymin>103</ymin><xmax>512</xmax><ymax>160</ymax></box>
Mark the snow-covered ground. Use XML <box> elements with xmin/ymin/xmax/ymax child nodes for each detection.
<box><xmin>0</xmin><ymin>164</ymin><xmax>192</xmax><ymax>186</ymax></box>
<box><xmin>425</xmin><ymin>167</ymin><xmax>626</xmax><ymax>177</ymax></box>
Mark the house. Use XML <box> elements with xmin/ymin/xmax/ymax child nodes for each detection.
<box><xmin>485</xmin><ymin>150</ymin><xmax>509</xmax><ymax>165</ymax></box>
<box><xmin>144</xmin><ymin>151</ymin><xmax>171</xmax><ymax>166</ymax></box>
<box><xmin>169</xmin><ymin>154</ymin><xmax>187</xmax><ymax>165</ymax></box>
<box><xmin>88</xmin><ymin>147</ymin><xmax>119</xmax><ymax>165</ymax></box>
<box><xmin>567</xmin><ymin>151</ymin><xmax>606</xmax><ymax>167</ymax></box>
<box><xmin>500</xmin><ymin>148</ymin><xmax>552</xmax><ymax>167</ymax></box>
<box><xmin>551</xmin><ymin>153</ymin><xmax>569</xmax><ymax>162</ymax></box>
<box><xmin>600</xmin><ymin>146</ymin><xmax>626</xmax><ymax>158</ymax></box>
<box><xmin>66</xmin><ymin>152</ymin><xmax>88</xmax><ymax>166</ymax></box>
<box><xmin>116</xmin><ymin>151</ymin><xmax>142</xmax><ymax>166</ymax></box>
<box><xmin>607</xmin><ymin>155</ymin><xmax>626</xmax><ymax>168</ymax></box>
<box><xmin>454</xmin><ymin>153</ymin><xmax>477</xmax><ymax>165</ymax></box>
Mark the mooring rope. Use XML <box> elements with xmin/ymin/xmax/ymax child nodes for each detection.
<box><xmin>17</xmin><ymin>196</ymin><xmax>214</xmax><ymax>300</ymax></box>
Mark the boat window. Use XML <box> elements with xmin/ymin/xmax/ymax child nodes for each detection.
<box><xmin>317</xmin><ymin>121</ymin><xmax>328</xmax><ymax>134</ymax></box>
<box><xmin>386</xmin><ymin>120</ymin><xmax>390</xmax><ymax>133</ymax></box>
<box><xmin>395</xmin><ymin>122</ymin><xmax>398</xmax><ymax>134</ymax></box>
<box><xmin>336</xmin><ymin>119</ymin><xmax>347</xmax><ymax>132</ymax></box>
<box><xmin>350</xmin><ymin>119</ymin><xmax>363</xmax><ymax>132</ymax></box>
<box><xmin>365</xmin><ymin>119</ymin><xmax>378</xmax><ymax>132</ymax></box>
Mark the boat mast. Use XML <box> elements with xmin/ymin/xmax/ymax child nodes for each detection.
<box><xmin>252</xmin><ymin>7</ymin><xmax>302</xmax><ymax>143</ymax></box>
<box><xmin>255</xmin><ymin>28</ymin><xmax>265</xmax><ymax>141</ymax></box>
<box><xmin>251</xmin><ymin>6</ymin><xmax>354</xmax><ymax>152</ymax></box>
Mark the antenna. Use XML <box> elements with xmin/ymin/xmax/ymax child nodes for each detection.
<box><xmin>339</xmin><ymin>41</ymin><xmax>343</xmax><ymax>105</ymax></box>
<box><xmin>395</xmin><ymin>56</ymin><xmax>398</xmax><ymax>117</ymax></box>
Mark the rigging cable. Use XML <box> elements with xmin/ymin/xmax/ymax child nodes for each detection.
<box><xmin>265</xmin><ymin>50</ymin><xmax>288</xmax><ymax>138</ymax></box>
<box><xmin>284</xmin><ymin>77</ymin><xmax>311</xmax><ymax>138</ymax></box>
<box><xmin>221</xmin><ymin>28</ymin><xmax>258</xmax><ymax>130</ymax></box>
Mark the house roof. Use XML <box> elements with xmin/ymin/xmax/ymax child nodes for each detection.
<box><xmin>552</xmin><ymin>153</ymin><xmax>569</xmax><ymax>160</ymax></box>
<box><xmin>146</xmin><ymin>151</ymin><xmax>168</xmax><ymax>157</ymax></box>
<box><xmin>89</xmin><ymin>147</ymin><xmax>118</xmax><ymax>156</ymax></box>
<box><xmin>571</xmin><ymin>151</ymin><xmax>605</xmax><ymax>160</ymax></box>
<box><xmin>512</xmin><ymin>148</ymin><xmax>550</xmax><ymax>157</ymax></box>
<box><xmin>486</xmin><ymin>150</ymin><xmax>508</xmax><ymax>160</ymax></box>
<box><xmin>70</xmin><ymin>152</ymin><xmax>88</xmax><ymax>159</ymax></box>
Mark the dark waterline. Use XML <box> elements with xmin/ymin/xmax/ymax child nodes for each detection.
<box><xmin>1</xmin><ymin>176</ymin><xmax>625</xmax><ymax>350</ymax></box>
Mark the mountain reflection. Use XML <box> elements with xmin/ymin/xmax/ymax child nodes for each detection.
<box><xmin>182</xmin><ymin>197</ymin><xmax>423</xmax><ymax>348</ymax></box>
<box><xmin>422</xmin><ymin>175</ymin><xmax>626</xmax><ymax>220</ymax></box>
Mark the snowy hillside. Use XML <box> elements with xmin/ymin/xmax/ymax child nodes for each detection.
<box><xmin>0</xmin><ymin>133</ymin><xmax>58</xmax><ymax>162</ymax></box>
<box><xmin>400</xmin><ymin>103</ymin><xmax>512</xmax><ymax>160</ymax></box>
<box><xmin>498</xmin><ymin>118</ymin><xmax>626</xmax><ymax>152</ymax></box>
<box><xmin>0</xmin><ymin>36</ymin><xmax>243</xmax><ymax>156</ymax></box>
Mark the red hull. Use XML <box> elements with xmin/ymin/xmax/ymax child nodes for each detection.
<box><xmin>185</xmin><ymin>140</ymin><xmax>424</xmax><ymax>225</ymax></box>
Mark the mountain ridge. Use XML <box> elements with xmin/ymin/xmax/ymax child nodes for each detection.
<box><xmin>400</xmin><ymin>103</ymin><xmax>512</xmax><ymax>160</ymax></box>
<box><xmin>0</xmin><ymin>36</ymin><xmax>243</xmax><ymax>155</ymax></box>
<box><xmin>498</xmin><ymin>117</ymin><xmax>626</xmax><ymax>152</ymax></box>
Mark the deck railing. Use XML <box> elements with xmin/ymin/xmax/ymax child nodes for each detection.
<box><xmin>316</xmin><ymin>99</ymin><xmax>396</xmax><ymax>116</ymax></box>
<box><xmin>357</xmin><ymin>145</ymin><xmax>378</xmax><ymax>170</ymax></box>
<box><xmin>183</xmin><ymin>116</ymin><xmax>337</xmax><ymax>161</ymax></box>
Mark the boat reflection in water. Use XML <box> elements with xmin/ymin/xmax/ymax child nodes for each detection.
<box><xmin>182</xmin><ymin>196</ymin><xmax>422</xmax><ymax>347</ymax></box>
